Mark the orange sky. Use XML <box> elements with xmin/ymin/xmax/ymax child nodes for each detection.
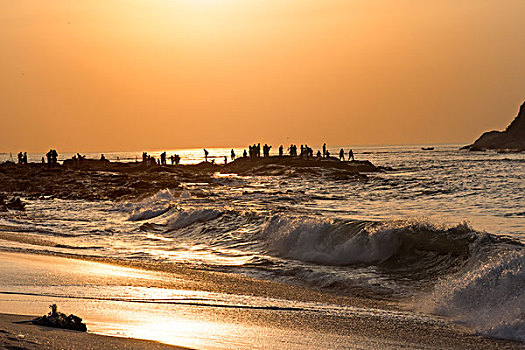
<box><xmin>1</xmin><ymin>0</ymin><xmax>524</xmax><ymax>152</ymax></box>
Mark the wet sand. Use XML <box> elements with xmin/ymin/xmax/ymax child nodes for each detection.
<box><xmin>0</xmin><ymin>251</ymin><xmax>521</xmax><ymax>349</ymax></box>
<box><xmin>0</xmin><ymin>313</ymin><xmax>185</xmax><ymax>350</ymax></box>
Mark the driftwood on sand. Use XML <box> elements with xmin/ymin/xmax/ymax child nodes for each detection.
<box><xmin>32</xmin><ymin>304</ymin><xmax>87</xmax><ymax>332</ymax></box>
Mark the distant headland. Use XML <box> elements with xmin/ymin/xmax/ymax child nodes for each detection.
<box><xmin>463</xmin><ymin>101</ymin><xmax>525</xmax><ymax>152</ymax></box>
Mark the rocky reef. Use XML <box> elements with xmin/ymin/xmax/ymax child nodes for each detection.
<box><xmin>464</xmin><ymin>102</ymin><xmax>525</xmax><ymax>151</ymax></box>
<box><xmin>0</xmin><ymin>155</ymin><xmax>378</xmax><ymax>201</ymax></box>
<box><xmin>223</xmin><ymin>156</ymin><xmax>377</xmax><ymax>177</ymax></box>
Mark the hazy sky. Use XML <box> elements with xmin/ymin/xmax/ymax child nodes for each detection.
<box><xmin>1</xmin><ymin>0</ymin><xmax>524</xmax><ymax>152</ymax></box>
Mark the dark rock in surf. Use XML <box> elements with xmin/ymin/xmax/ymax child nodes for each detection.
<box><xmin>464</xmin><ymin>101</ymin><xmax>525</xmax><ymax>151</ymax></box>
<box><xmin>6</xmin><ymin>197</ymin><xmax>25</xmax><ymax>211</ymax></box>
<box><xmin>223</xmin><ymin>156</ymin><xmax>378</xmax><ymax>176</ymax></box>
<box><xmin>0</xmin><ymin>194</ymin><xmax>7</xmax><ymax>212</ymax></box>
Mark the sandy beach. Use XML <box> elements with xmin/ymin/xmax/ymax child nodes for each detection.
<box><xmin>0</xmin><ymin>251</ymin><xmax>522</xmax><ymax>349</ymax></box>
<box><xmin>0</xmin><ymin>313</ymin><xmax>185</xmax><ymax>350</ymax></box>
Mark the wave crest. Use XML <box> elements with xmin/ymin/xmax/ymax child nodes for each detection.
<box><xmin>261</xmin><ymin>216</ymin><xmax>475</xmax><ymax>266</ymax></box>
<box><xmin>167</xmin><ymin>209</ymin><xmax>223</xmax><ymax>230</ymax></box>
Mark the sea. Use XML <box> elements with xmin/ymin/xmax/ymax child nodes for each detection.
<box><xmin>0</xmin><ymin>144</ymin><xmax>524</xmax><ymax>344</ymax></box>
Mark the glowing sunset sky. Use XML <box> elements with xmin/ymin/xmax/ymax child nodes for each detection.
<box><xmin>1</xmin><ymin>0</ymin><xmax>524</xmax><ymax>152</ymax></box>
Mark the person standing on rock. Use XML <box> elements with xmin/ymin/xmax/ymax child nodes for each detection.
<box><xmin>348</xmin><ymin>149</ymin><xmax>355</xmax><ymax>161</ymax></box>
<box><xmin>323</xmin><ymin>143</ymin><xmax>327</xmax><ymax>158</ymax></box>
<box><xmin>231</xmin><ymin>149</ymin><xmax>236</xmax><ymax>161</ymax></box>
<box><xmin>339</xmin><ymin>149</ymin><xmax>345</xmax><ymax>161</ymax></box>
<box><xmin>204</xmin><ymin>149</ymin><xmax>209</xmax><ymax>162</ymax></box>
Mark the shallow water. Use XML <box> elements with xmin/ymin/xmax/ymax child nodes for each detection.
<box><xmin>0</xmin><ymin>144</ymin><xmax>524</xmax><ymax>342</ymax></box>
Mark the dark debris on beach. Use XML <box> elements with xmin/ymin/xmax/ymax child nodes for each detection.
<box><xmin>32</xmin><ymin>304</ymin><xmax>87</xmax><ymax>332</ymax></box>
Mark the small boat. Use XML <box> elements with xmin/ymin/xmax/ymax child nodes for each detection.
<box><xmin>421</xmin><ymin>147</ymin><xmax>435</xmax><ymax>151</ymax></box>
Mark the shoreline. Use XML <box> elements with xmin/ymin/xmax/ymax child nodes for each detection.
<box><xmin>1</xmin><ymin>251</ymin><xmax>523</xmax><ymax>349</ymax></box>
<box><xmin>0</xmin><ymin>313</ymin><xmax>186</xmax><ymax>350</ymax></box>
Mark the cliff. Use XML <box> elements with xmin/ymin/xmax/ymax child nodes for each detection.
<box><xmin>465</xmin><ymin>102</ymin><xmax>525</xmax><ymax>151</ymax></box>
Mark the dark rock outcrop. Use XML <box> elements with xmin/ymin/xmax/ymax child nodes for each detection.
<box><xmin>223</xmin><ymin>156</ymin><xmax>378</xmax><ymax>175</ymax></box>
<box><xmin>6</xmin><ymin>197</ymin><xmax>25</xmax><ymax>211</ymax></box>
<box><xmin>464</xmin><ymin>102</ymin><xmax>525</xmax><ymax>151</ymax></box>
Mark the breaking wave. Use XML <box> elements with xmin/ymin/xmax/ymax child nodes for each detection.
<box><xmin>260</xmin><ymin>216</ymin><xmax>475</xmax><ymax>268</ymax></box>
<box><xmin>417</xmin><ymin>247</ymin><xmax>525</xmax><ymax>342</ymax></box>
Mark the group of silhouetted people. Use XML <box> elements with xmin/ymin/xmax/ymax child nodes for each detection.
<box><xmin>17</xmin><ymin>152</ymin><xmax>28</xmax><ymax>164</ymax></box>
<box><xmin>339</xmin><ymin>148</ymin><xmax>355</xmax><ymax>161</ymax></box>
<box><xmin>142</xmin><ymin>151</ymin><xmax>180</xmax><ymax>166</ymax></box>
<box><xmin>46</xmin><ymin>149</ymin><xmax>59</xmax><ymax>166</ymax></box>
<box><xmin>170</xmin><ymin>154</ymin><xmax>181</xmax><ymax>165</ymax></box>
<box><xmin>284</xmin><ymin>144</ymin><xmax>313</xmax><ymax>159</ymax></box>
<box><xmin>288</xmin><ymin>145</ymin><xmax>298</xmax><ymax>157</ymax></box>
<box><xmin>248</xmin><ymin>144</ymin><xmax>261</xmax><ymax>158</ymax></box>
<box><xmin>240</xmin><ymin>143</ymin><xmax>355</xmax><ymax>162</ymax></box>
<box><xmin>71</xmin><ymin>153</ymin><xmax>86</xmax><ymax>164</ymax></box>
<box><xmin>142</xmin><ymin>152</ymin><xmax>158</xmax><ymax>166</ymax></box>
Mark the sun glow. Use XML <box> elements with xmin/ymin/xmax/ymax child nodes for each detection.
<box><xmin>1</xmin><ymin>1</ymin><xmax>524</xmax><ymax>151</ymax></box>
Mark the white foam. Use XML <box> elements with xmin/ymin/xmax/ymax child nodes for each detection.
<box><xmin>416</xmin><ymin>248</ymin><xmax>525</xmax><ymax>342</ymax></box>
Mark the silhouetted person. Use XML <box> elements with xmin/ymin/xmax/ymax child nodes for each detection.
<box><xmin>224</xmin><ymin>156</ymin><xmax>228</xmax><ymax>164</ymax></box>
<box><xmin>46</xmin><ymin>150</ymin><xmax>52</xmax><ymax>165</ymax></box>
<box><xmin>142</xmin><ymin>152</ymin><xmax>147</xmax><ymax>163</ymax></box>
<box><xmin>243</xmin><ymin>149</ymin><xmax>247</xmax><ymax>158</ymax></box>
<box><xmin>41</xmin><ymin>157</ymin><xmax>45</xmax><ymax>164</ymax></box>
<box><xmin>231</xmin><ymin>149</ymin><xmax>235</xmax><ymax>161</ymax></box>
<box><xmin>204</xmin><ymin>149</ymin><xmax>209</xmax><ymax>162</ymax></box>
<box><xmin>304</xmin><ymin>145</ymin><xmax>312</xmax><ymax>160</ymax></box>
<box><xmin>326</xmin><ymin>150</ymin><xmax>330</xmax><ymax>158</ymax></box>
<box><xmin>323</xmin><ymin>143</ymin><xmax>326</xmax><ymax>158</ymax></box>
<box><xmin>348</xmin><ymin>149</ymin><xmax>355</xmax><ymax>161</ymax></box>
<box><xmin>174</xmin><ymin>154</ymin><xmax>180</xmax><ymax>165</ymax></box>
<box><xmin>279</xmin><ymin>145</ymin><xmax>283</xmax><ymax>156</ymax></box>
<box><xmin>160</xmin><ymin>152</ymin><xmax>167</xmax><ymax>165</ymax></box>
<box><xmin>17</xmin><ymin>152</ymin><xmax>23</xmax><ymax>164</ymax></box>
<box><xmin>317</xmin><ymin>150</ymin><xmax>321</xmax><ymax>158</ymax></box>
<box><xmin>23</xmin><ymin>152</ymin><xmax>27</xmax><ymax>164</ymax></box>
<box><xmin>339</xmin><ymin>149</ymin><xmax>345</xmax><ymax>161</ymax></box>
<box><xmin>100</xmin><ymin>154</ymin><xmax>106</xmax><ymax>161</ymax></box>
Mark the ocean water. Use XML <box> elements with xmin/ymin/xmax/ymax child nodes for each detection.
<box><xmin>0</xmin><ymin>145</ymin><xmax>524</xmax><ymax>342</ymax></box>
